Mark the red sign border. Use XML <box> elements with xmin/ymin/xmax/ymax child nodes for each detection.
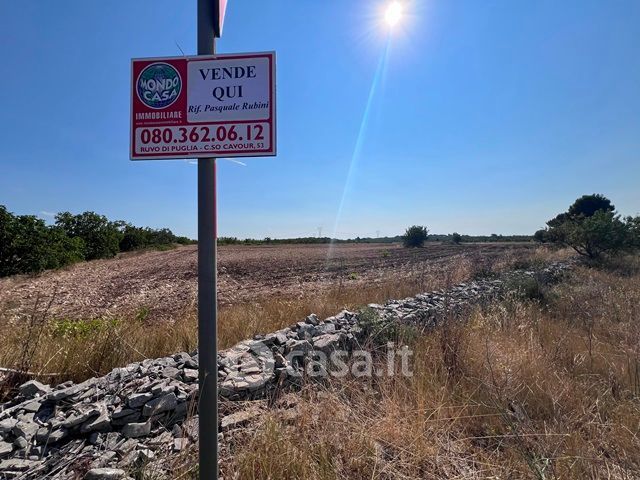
<box><xmin>130</xmin><ymin>51</ymin><xmax>276</xmax><ymax>161</ymax></box>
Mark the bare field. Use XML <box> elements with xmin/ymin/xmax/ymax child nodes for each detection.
<box><xmin>0</xmin><ymin>242</ymin><xmax>535</xmax><ymax>322</ymax></box>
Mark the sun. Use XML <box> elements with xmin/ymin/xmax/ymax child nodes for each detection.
<box><xmin>384</xmin><ymin>1</ymin><xmax>403</xmax><ymax>28</ymax></box>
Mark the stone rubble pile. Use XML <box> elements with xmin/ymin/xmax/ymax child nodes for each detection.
<box><xmin>0</xmin><ymin>262</ymin><xmax>569</xmax><ymax>479</ymax></box>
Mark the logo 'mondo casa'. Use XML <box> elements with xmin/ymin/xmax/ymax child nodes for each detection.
<box><xmin>136</xmin><ymin>62</ymin><xmax>182</xmax><ymax>109</ymax></box>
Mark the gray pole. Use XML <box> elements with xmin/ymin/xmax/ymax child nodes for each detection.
<box><xmin>197</xmin><ymin>0</ymin><xmax>218</xmax><ymax>479</ymax></box>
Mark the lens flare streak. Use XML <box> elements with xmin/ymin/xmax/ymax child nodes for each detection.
<box><xmin>327</xmin><ymin>37</ymin><xmax>391</xmax><ymax>260</ymax></box>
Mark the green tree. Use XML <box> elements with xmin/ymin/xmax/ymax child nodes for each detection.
<box><xmin>119</xmin><ymin>225</ymin><xmax>148</xmax><ymax>252</ymax></box>
<box><xmin>625</xmin><ymin>216</ymin><xmax>640</xmax><ymax>249</ymax></box>
<box><xmin>147</xmin><ymin>228</ymin><xmax>175</xmax><ymax>245</ymax></box>
<box><xmin>533</xmin><ymin>229</ymin><xmax>548</xmax><ymax>243</ymax></box>
<box><xmin>567</xmin><ymin>194</ymin><xmax>614</xmax><ymax>218</ymax></box>
<box><xmin>403</xmin><ymin>225</ymin><xmax>429</xmax><ymax>248</ymax></box>
<box><xmin>55</xmin><ymin>211</ymin><xmax>122</xmax><ymax>260</ymax></box>
<box><xmin>451</xmin><ymin>232</ymin><xmax>462</xmax><ymax>244</ymax></box>
<box><xmin>0</xmin><ymin>205</ymin><xmax>15</xmax><ymax>276</ymax></box>
<box><xmin>559</xmin><ymin>211</ymin><xmax>627</xmax><ymax>258</ymax></box>
<box><xmin>7</xmin><ymin>214</ymin><xmax>53</xmax><ymax>274</ymax></box>
<box><xmin>0</xmin><ymin>208</ymin><xmax>85</xmax><ymax>276</ymax></box>
<box><xmin>0</xmin><ymin>206</ymin><xmax>18</xmax><ymax>276</ymax></box>
<box><xmin>546</xmin><ymin>195</ymin><xmax>628</xmax><ymax>258</ymax></box>
<box><xmin>47</xmin><ymin>227</ymin><xmax>85</xmax><ymax>267</ymax></box>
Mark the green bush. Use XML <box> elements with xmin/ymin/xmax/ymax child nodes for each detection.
<box><xmin>402</xmin><ymin>225</ymin><xmax>429</xmax><ymax>248</ymax></box>
<box><xmin>505</xmin><ymin>276</ymin><xmax>544</xmax><ymax>301</ymax></box>
<box><xmin>176</xmin><ymin>236</ymin><xmax>195</xmax><ymax>245</ymax></box>
<box><xmin>50</xmin><ymin>318</ymin><xmax>122</xmax><ymax>339</ymax></box>
<box><xmin>218</xmin><ymin>236</ymin><xmax>240</xmax><ymax>245</ymax></box>
<box><xmin>358</xmin><ymin>307</ymin><xmax>417</xmax><ymax>346</ymax></box>
<box><xmin>358</xmin><ymin>307</ymin><xmax>397</xmax><ymax>344</ymax></box>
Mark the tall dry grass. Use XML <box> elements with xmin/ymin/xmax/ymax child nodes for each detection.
<box><xmin>226</xmin><ymin>256</ymin><xmax>640</xmax><ymax>479</ymax></box>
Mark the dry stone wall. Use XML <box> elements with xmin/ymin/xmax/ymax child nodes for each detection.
<box><xmin>0</xmin><ymin>262</ymin><xmax>569</xmax><ymax>479</ymax></box>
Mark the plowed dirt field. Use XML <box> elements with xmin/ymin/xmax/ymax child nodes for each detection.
<box><xmin>0</xmin><ymin>242</ymin><xmax>534</xmax><ymax>322</ymax></box>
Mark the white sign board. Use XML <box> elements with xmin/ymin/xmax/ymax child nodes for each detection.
<box><xmin>131</xmin><ymin>52</ymin><xmax>276</xmax><ymax>160</ymax></box>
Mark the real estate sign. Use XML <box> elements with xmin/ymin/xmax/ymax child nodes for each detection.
<box><xmin>131</xmin><ymin>52</ymin><xmax>276</xmax><ymax>160</ymax></box>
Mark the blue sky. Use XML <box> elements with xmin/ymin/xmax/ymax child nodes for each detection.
<box><xmin>1</xmin><ymin>0</ymin><xmax>639</xmax><ymax>239</ymax></box>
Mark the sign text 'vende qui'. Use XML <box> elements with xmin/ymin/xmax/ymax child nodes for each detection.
<box><xmin>131</xmin><ymin>52</ymin><xmax>276</xmax><ymax>160</ymax></box>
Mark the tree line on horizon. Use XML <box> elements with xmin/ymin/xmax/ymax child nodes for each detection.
<box><xmin>0</xmin><ymin>206</ymin><xmax>194</xmax><ymax>277</ymax></box>
<box><xmin>218</xmin><ymin>233</ymin><xmax>532</xmax><ymax>246</ymax></box>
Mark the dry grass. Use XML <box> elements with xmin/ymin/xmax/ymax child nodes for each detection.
<box><xmin>225</xmin><ymin>256</ymin><xmax>640</xmax><ymax>479</ymax></box>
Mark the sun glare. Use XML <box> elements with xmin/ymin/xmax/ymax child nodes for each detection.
<box><xmin>384</xmin><ymin>1</ymin><xmax>403</xmax><ymax>28</ymax></box>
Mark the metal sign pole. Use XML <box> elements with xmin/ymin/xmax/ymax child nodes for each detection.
<box><xmin>197</xmin><ymin>0</ymin><xmax>218</xmax><ymax>479</ymax></box>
